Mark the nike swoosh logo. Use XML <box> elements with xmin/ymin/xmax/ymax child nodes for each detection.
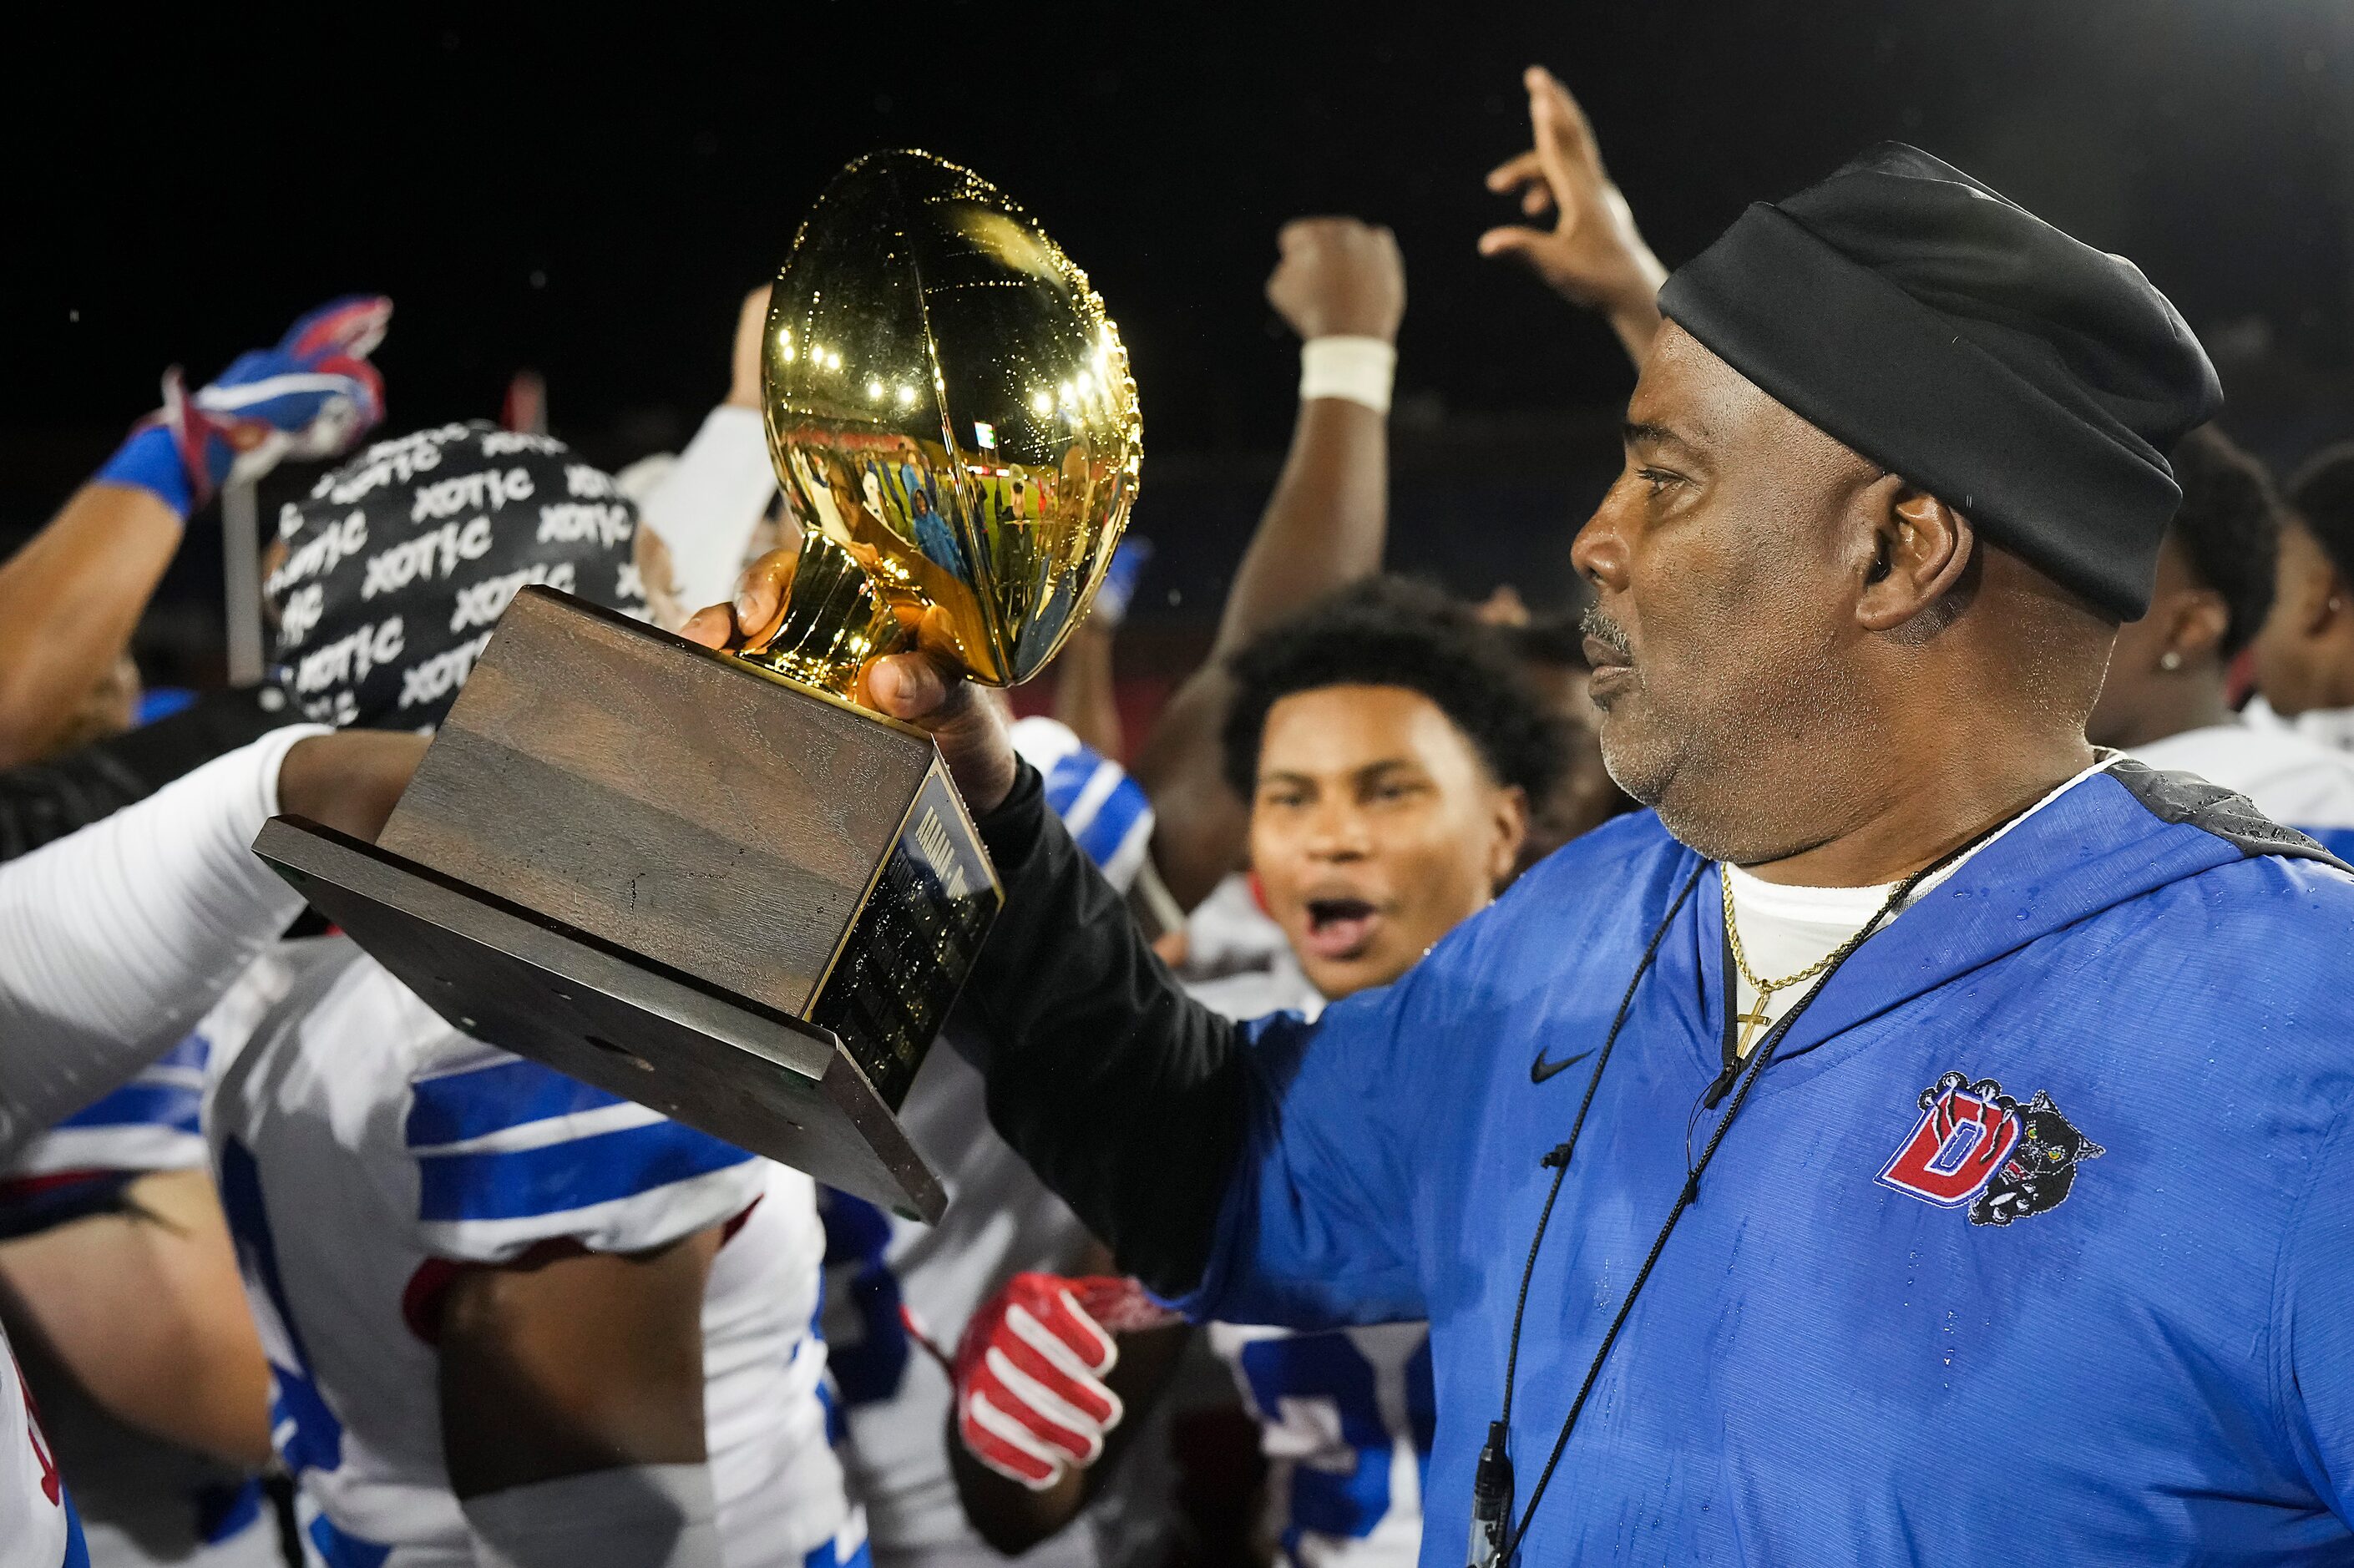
<box><xmin>1530</xmin><ymin>1047</ymin><xmax>1597</xmax><ymax>1085</ymax></box>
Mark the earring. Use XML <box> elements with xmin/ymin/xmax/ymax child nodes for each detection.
<box><xmin>2159</xmin><ymin>650</ymin><xmax>2183</xmax><ymax>671</ymax></box>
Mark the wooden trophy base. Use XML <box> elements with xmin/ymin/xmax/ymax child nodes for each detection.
<box><xmin>254</xmin><ymin>587</ymin><xmax>1002</xmax><ymax>1222</ymax></box>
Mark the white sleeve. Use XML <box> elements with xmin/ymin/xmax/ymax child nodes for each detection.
<box><xmin>0</xmin><ymin>725</ymin><xmax>324</xmax><ymax>1158</ymax></box>
<box><xmin>633</xmin><ymin>405</ymin><xmax>777</xmax><ymax>610</ymax></box>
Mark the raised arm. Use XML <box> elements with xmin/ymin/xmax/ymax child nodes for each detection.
<box><xmin>1131</xmin><ymin>218</ymin><xmax>1405</xmax><ymax>909</ymax></box>
<box><xmin>1479</xmin><ymin>65</ymin><xmax>1668</xmax><ymax>370</ymax></box>
<box><xmin>630</xmin><ymin>286</ymin><xmax>781</xmax><ymax>617</ymax></box>
<box><xmin>0</xmin><ymin>297</ymin><xmax>387</xmax><ymax>766</ymax></box>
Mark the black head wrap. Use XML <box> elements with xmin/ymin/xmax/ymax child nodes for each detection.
<box><xmin>266</xmin><ymin>421</ymin><xmax>648</xmax><ymax>728</ymax></box>
<box><xmin>1658</xmin><ymin>143</ymin><xmax>2223</xmax><ymax>620</ymax></box>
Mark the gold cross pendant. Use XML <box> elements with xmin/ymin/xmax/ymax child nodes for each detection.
<box><xmin>1734</xmin><ymin>992</ymin><xmax>1776</xmax><ymax>1058</ymax></box>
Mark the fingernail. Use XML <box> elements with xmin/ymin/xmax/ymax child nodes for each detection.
<box><xmin>734</xmin><ymin>593</ymin><xmax>761</xmax><ymax>627</ymax></box>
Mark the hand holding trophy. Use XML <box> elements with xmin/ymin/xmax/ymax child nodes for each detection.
<box><xmin>254</xmin><ymin>151</ymin><xmax>1142</xmax><ymax>1222</ymax></box>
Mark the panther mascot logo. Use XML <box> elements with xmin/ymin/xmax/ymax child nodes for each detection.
<box><xmin>1878</xmin><ymin>1072</ymin><xmax>2102</xmax><ymax>1225</ymax></box>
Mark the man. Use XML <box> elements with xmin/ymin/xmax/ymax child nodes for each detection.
<box><xmin>946</xmin><ymin>579</ymin><xmax>1565</xmax><ymax>1568</ymax></box>
<box><xmin>0</xmin><ymin>721</ymin><xmax>423</xmax><ymax>1568</ymax></box>
<box><xmin>2087</xmin><ymin>427</ymin><xmax>2354</xmax><ymax>855</ymax></box>
<box><xmin>0</xmin><ymin>296</ymin><xmax>397</xmax><ymax>1565</ymax></box>
<box><xmin>2252</xmin><ymin>444</ymin><xmax>2354</xmax><ymax>752</ymax></box>
<box><xmin>694</xmin><ymin>139</ymin><xmax>2354</xmax><ymax>1560</ymax></box>
<box><xmin>210</xmin><ymin>424</ymin><xmax>863</xmax><ymax>1568</ymax></box>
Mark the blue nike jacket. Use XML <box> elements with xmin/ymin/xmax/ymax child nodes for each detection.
<box><xmin>966</xmin><ymin>760</ymin><xmax>2354</xmax><ymax>1564</ymax></box>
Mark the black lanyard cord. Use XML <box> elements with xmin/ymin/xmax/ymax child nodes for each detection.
<box><xmin>1498</xmin><ymin>947</ymin><xmax>1830</xmax><ymax>1560</ymax></box>
<box><xmin>1485</xmin><ymin>827</ymin><xmax>1998</xmax><ymax>1565</ymax></box>
<box><xmin>1496</xmin><ymin>862</ymin><xmax>1703</xmax><ymax>1434</ymax></box>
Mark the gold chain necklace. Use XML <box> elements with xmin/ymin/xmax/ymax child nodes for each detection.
<box><xmin>1720</xmin><ymin>870</ymin><xmax>1911</xmax><ymax>1057</ymax></box>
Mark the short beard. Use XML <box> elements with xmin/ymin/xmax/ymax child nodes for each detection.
<box><xmin>1596</xmin><ymin>618</ymin><xmax>1875</xmax><ymax>866</ymax></box>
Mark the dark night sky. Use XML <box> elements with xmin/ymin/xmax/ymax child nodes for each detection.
<box><xmin>6</xmin><ymin>3</ymin><xmax>2352</xmax><ymax>643</ymax></box>
<box><xmin>13</xmin><ymin>3</ymin><xmax>2351</xmax><ymax>446</ymax></box>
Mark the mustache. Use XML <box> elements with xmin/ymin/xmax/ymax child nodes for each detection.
<box><xmin>1580</xmin><ymin>605</ymin><xmax>1633</xmax><ymax>663</ymax></box>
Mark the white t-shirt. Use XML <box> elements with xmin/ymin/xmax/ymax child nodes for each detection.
<box><xmin>1722</xmin><ymin>760</ymin><xmax>2114</xmax><ymax>1044</ymax></box>
<box><xmin>2129</xmin><ymin>721</ymin><xmax>2354</xmax><ymax>859</ymax></box>
<box><xmin>0</xmin><ymin>964</ymin><xmax>291</xmax><ymax>1568</ymax></box>
<box><xmin>203</xmin><ymin>937</ymin><xmax>859</xmax><ymax>1568</ymax></box>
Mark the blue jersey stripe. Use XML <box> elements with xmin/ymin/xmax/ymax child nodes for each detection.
<box><xmin>61</xmin><ymin>1495</ymin><xmax>91</xmax><ymax>1568</ymax></box>
<box><xmin>415</xmin><ymin>1117</ymin><xmax>752</xmax><ymax>1222</ymax></box>
<box><xmin>406</xmin><ymin>1059</ymin><xmax>626</xmax><ymax>1149</ymax></box>
<box><xmin>1042</xmin><ymin>748</ymin><xmax>1109</xmax><ymax>819</ymax></box>
<box><xmin>53</xmin><ymin>1079</ymin><xmax>202</xmax><ymax>1134</ymax></box>
<box><xmin>1072</xmin><ymin>778</ymin><xmax>1152</xmax><ymax>871</ymax></box>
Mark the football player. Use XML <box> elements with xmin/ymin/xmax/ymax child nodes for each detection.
<box><xmin>210</xmin><ymin>424</ymin><xmax>863</xmax><ymax>1568</ymax></box>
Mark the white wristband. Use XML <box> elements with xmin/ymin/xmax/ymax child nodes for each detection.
<box><xmin>463</xmin><ymin>1464</ymin><xmax>721</xmax><ymax>1568</ymax></box>
<box><xmin>1298</xmin><ymin>336</ymin><xmax>1397</xmax><ymax>415</ymax></box>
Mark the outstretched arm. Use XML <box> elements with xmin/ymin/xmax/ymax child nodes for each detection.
<box><xmin>1131</xmin><ymin>218</ymin><xmax>1405</xmax><ymax>910</ymax></box>
<box><xmin>0</xmin><ymin>725</ymin><xmax>423</xmax><ymax>1156</ymax></box>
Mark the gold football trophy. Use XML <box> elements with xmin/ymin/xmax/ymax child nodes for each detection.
<box><xmin>253</xmin><ymin>151</ymin><xmax>1141</xmax><ymax>1221</ymax></box>
<box><xmin>742</xmin><ymin>149</ymin><xmax>1142</xmax><ymax>695</ymax></box>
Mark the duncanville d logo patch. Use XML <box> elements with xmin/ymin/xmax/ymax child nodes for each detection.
<box><xmin>1876</xmin><ymin>1071</ymin><xmax>2104</xmax><ymax>1227</ymax></box>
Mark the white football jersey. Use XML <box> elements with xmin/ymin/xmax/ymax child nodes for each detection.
<box><xmin>1008</xmin><ymin>718</ymin><xmax>1154</xmax><ymax>898</ymax></box>
<box><xmin>0</xmin><ymin>964</ymin><xmax>291</xmax><ymax>1568</ymax></box>
<box><xmin>2130</xmin><ymin>720</ymin><xmax>2354</xmax><ymax>861</ymax></box>
<box><xmin>1204</xmin><ymin>1323</ymin><xmax>1432</xmax><ymax>1568</ymax></box>
<box><xmin>203</xmin><ymin>937</ymin><xmax>863</xmax><ymax>1568</ymax></box>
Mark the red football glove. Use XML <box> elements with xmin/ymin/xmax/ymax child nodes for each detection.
<box><xmin>952</xmin><ymin>1272</ymin><xmax>1174</xmax><ymax>1490</ymax></box>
